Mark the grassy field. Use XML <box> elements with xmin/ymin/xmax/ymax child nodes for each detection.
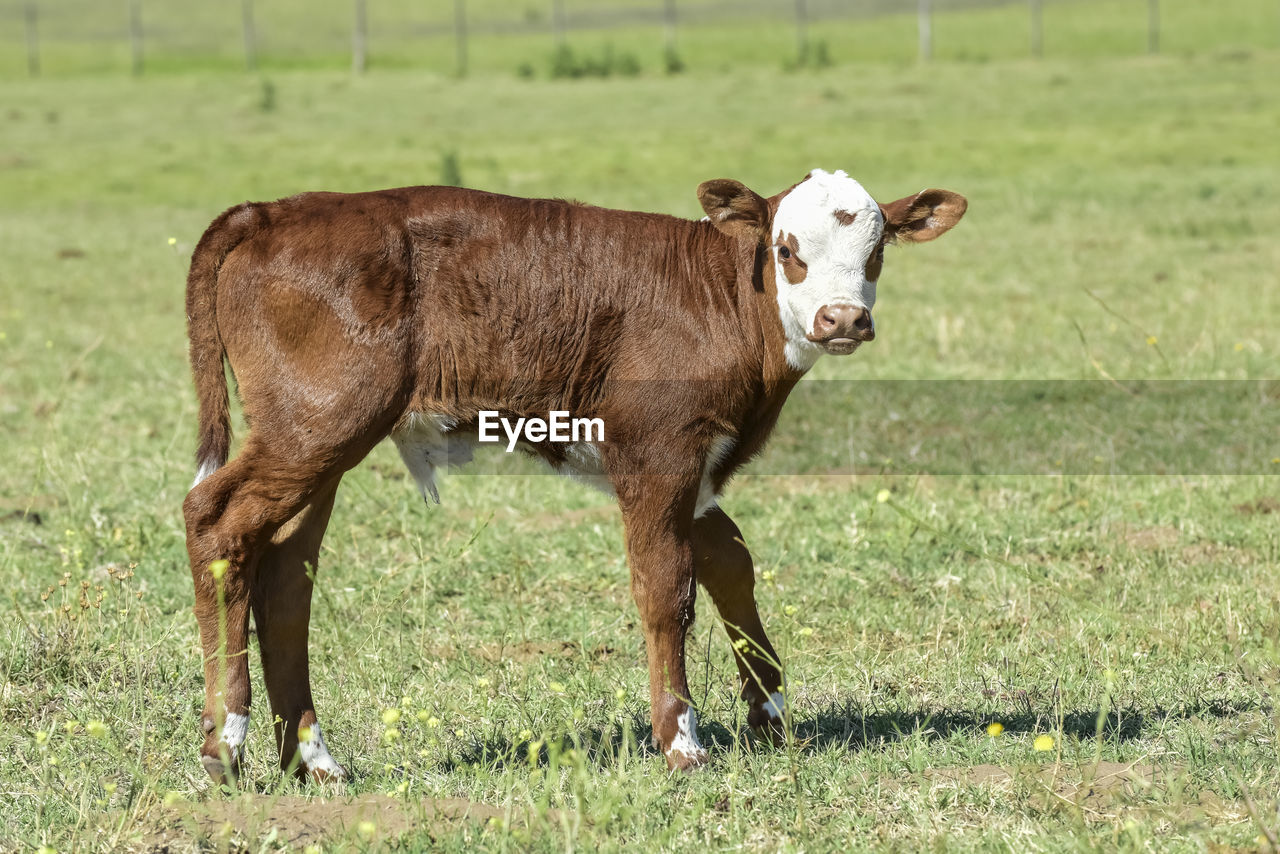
<box><xmin>2</xmin><ymin>6</ymin><xmax>1279</xmax><ymax>851</ymax></box>
<box><xmin>2</xmin><ymin>0</ymin><xmax>1277</xmax><ymax>77</ymax></box>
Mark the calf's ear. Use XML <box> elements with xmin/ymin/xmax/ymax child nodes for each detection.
<box><xmin>697</xmin><ymin>179</ymin><xmax>770</xmax><ymax>244</ymax></box>
<box><xmin>880</xmin><ymin>189</ymin><xmax>967</xmax><ymax>243</ymax></box>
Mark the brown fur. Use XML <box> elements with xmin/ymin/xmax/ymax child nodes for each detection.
<box><xmin>184</xmin><ymin>183</ymin><xmax>803</xmax><ymax>778</ymax></box>
<box><xmin>773</xmin><ymin>231</ymin><xmax>808</xmax><ymax>285</ymax></box>
<box><xmin>865</xmin><ymin>239</ymin><xmax>885</xmax><ymax>283</ymax></box>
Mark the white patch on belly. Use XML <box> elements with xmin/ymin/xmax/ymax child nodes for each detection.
<box><xmin>219</xmin><ymin>711</ymin><xmax>249</xmax><ymax>757</ymax></box>
<box><xmin>391</xmin><ymin>415</ymin><xmax>734</xmax><ymax>517</ymax></box>
<box><xmin>554</xmin><ymin>441</ymin><xmax>616</xmax><ymax>496</ymax></box>
<box><xmin>391</xmin><ymin>412</ymin><xmax>474</xmax><ymax>504</ymax></box>
<box><xmin>694</xmin><ymin>435</ymin><xmax>735</xmax><ymax>519</ymax></box>
<box><xmin>666</xmin><ymin>707</ymin><xmax>706</xmax><ymax>762</ymax></box>
<box><xmin>764</xmin><ymin>691</ymin><xmax>786</xmax><ymax>721</ymax></box>
<box><xmin>298</xmin><ymin>722</ymin><xmax>343</xmax><ymax>776</ymax></box>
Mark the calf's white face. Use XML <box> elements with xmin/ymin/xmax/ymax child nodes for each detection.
<box><xmin>697</xmin><ymin>168</ymin><xmax>968</xmax><ymax>373</ymax></box>
<box><xmin>771</xmin><ymin>169</ymin><xmax>884</xmax><ymax>370</ymax></box>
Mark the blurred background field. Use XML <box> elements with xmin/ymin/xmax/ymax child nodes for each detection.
<box><xmin>1</xmin><ymin>1</ymin><xmax>1278</xmax><ymax>851</ymax></box>
<box><xmin>1</xmin><ymin>0</ymin><xmax>1277</xmax><ymax>76</ymax></box>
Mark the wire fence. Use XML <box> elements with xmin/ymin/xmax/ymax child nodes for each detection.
<box><xmin>0</xmin><ymin>0</ymin><xmax>1270</xmax><ymax>78</ymax></box>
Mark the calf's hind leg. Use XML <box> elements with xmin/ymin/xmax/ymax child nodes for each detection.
<box><xmin>692</xmin><ymin>508</ymin><xmax>786</xmax><ymax>734</ymax></box>
<box><xmin>183</xmin><ymin>442</ymin><xmax>339</xmax><ymax>785</ymax></box>
<box><xmin>251</xmin><ymin>480</ymin><xmax>346</xmax><ymax>781</ymax></box>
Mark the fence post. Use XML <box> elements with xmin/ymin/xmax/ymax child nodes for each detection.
<box><xmin>1029</xmin><ymin>0</ymin><xmax>1042</xmax><ymax>58</ymax></box>
<box><xmin>25</xmin><ymin>2</ymin><xmax>39</xmax><ymax>77</ymax></box>
<box><xmin>552</xmin><ymin>0</ymin><xmax>566</xmax><ymax>46</ymax></box>
<box><xmin>917</xmin><ymin>0</ymin><xmax>932</xmax><ymax>62</ymax></box>
<box><xmin>352</xmin><ymin>0</ymin><xmax>367</xmax><ymax>73</ymax></box>
<box><xmin>454</xmin><ymin>0</ymin><xmax>467</xmax><ymax>76</ymax></box>
<box><xmin>129</xmin><ymin>0</ymin><xmax>143</xmax><ymax>76</ymax></box>
<box><xmin>1147</xmin><ymin>0</ymin><xmax>1159</xmax><ymax>53</ymax></box>
<box><xmin>242</xmin><ymin>0</ymin><xmax>257</xmax><ymax>71</ymax></box>
<box><xmin>795</xmin><ymin>0</ymin><xmax>809</xmax><ymax>65</ymax></box>
<box><xmin>663</xmin><ymin>0</ymin><xmax>677</xmax><ymax>56</ymax></box>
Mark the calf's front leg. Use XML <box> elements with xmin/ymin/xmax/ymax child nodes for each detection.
<box><xmin>619</xmin><ymin>486</ymin><xmax>707</xmax><ymax>771</ymax></box>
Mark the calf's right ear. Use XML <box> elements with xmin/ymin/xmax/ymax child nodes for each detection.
<box><xmin>697</xmin><ymin>179</ymin><xmax>770</xmax><ymax>244</ymax></box>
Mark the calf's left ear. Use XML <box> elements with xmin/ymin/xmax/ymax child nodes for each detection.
<box><xmin>697</xmin><ymin>179</ymin><xmax>770</xmax><ymax>244</ymax></box>
<box><xmin>880</xmin><ymin>189</ymin><xmax>968</xmax><ymax>243</ymax></box>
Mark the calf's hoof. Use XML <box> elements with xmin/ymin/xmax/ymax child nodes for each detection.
<box><xmin>750</xmin><ymin>719</ymin><xmax>786</xmax><ymax>748</ymax></box>
<box><xmin>295</xmin><ymin>723</ymin><xmax>349</xmax><ymax>784</ymax></box>
<box><xmin>662</xmin><ymin>707</ymin><xmax>710</xmax><ymax>772</ymax></box>
<box><xmin>665</xmin><ymin>746</ymin><xmax>711</xmax><ymax>773</ymax></box>
<box><xmin>305</xmin><ymin>762</ymin><xmax>350</xmax><ymax>784</ymax></box>
<box><xmin>200</xmin><ymin>713</ymin><xmax>247</xmax><ymax>787</ymax></box>
<box><xmin>747</xmin><ymin>691</ymin><xmax>788</xmax><ymax>746</ymax></box>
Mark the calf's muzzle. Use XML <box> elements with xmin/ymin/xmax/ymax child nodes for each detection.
<box><xmin>808</xmin><ymin>304</ymin><xmax>875</xmax><ymax>352</ymax></box>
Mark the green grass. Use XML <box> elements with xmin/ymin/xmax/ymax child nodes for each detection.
<box><xmin>2</xmin><ymin>14</ymin><xmax>1280</xmax><ymax>853</ymax></box>
<box><xmin>3</xmin><ymin>0</ymin><xmax>1278</xmax><ymax>77</ymax></box>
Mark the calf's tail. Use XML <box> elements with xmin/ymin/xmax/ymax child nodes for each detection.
<box><xmin>185</xmin><ymin>203</ymin><xmax>259</xmax><ymax>487</ymax></box>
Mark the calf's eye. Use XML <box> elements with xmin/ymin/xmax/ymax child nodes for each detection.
<box><xmin>777</xmin><ymin>245</ymin><xmax>791</xmax><ymax>260</ymax></box>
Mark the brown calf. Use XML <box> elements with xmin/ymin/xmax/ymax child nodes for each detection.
<box><xmin>183</xmin><ymin>168</ymin><xmax>965</xmax><ymax>780</ymax></box>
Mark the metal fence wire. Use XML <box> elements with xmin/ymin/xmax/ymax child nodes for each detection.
<box><xmin>0</xmin><ymin>0</ymin><xmax>1264</xmax><ymax>78</ymax></box>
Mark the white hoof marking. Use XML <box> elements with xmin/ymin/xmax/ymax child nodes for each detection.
<box><xmin>299</xmin><ymin>722</ymin><xmax>344</xmax><ymax>776</ymax></box>
<box><xmin>219</xmin><ymin>711</ymin><xmax>249</xmax><ymax>760</ymax></box>
<box><xmin>666</xmin><ymin>707</ymin><xmax>706</xmax><ymax>762</ymax></box>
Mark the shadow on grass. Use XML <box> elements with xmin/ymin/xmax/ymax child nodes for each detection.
<box><xmin>788</xmin><ymin>696</ymin><xmax>1262</xmax><ymax>752</ymax></box>
<box><xmin>442</xmin><ymin>696</ymin><xmax>1263</xmax><ymax>771</ymax></box>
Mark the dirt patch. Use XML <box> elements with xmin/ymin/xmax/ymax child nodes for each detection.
<box><xmin>920</xmin><ymin>761</ymin><xmax>1238</xmax><ymax>821</ymax></box>
<box><xmin>1122</xmin><ymin>526</ymin><xmax>1180</xmax><ymax>551</ymax></box>
<box><xmin>426</xmin><ymin>639</ymin><xmax>616</xmax><ymax>663</ymax></box>
<box><xmin>0</xmin><ymin>508</ymin><xmax>42</xmax><ymax>525</ymax></box>
<box><xmin>133</xmin><ymin>792</ymin><xmax>544</xmax><ymax>852</ymax></box>
<box><xmin>1180</xmin><ymin>542</ymin><xmax>1258</xmax><ymax>567</ymax></box>
<box><xmin>1233</xmin><ymin>497</ymin><xmax>1279</xmax><ymax>516</ymax></box>
<box><xmin>925</xmin><ymin>760</ymin><xmax>1157</xmax><ymax>794</ymax></box>
<box><xmin>474</xmin><ymin>639</ymin><xmax>615</xmax><ymax>663</ymax></box>
<box><xmin>0</xmin><ymin>494</ymin><xmax>58</xmax><ymax>521</ymax></box>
